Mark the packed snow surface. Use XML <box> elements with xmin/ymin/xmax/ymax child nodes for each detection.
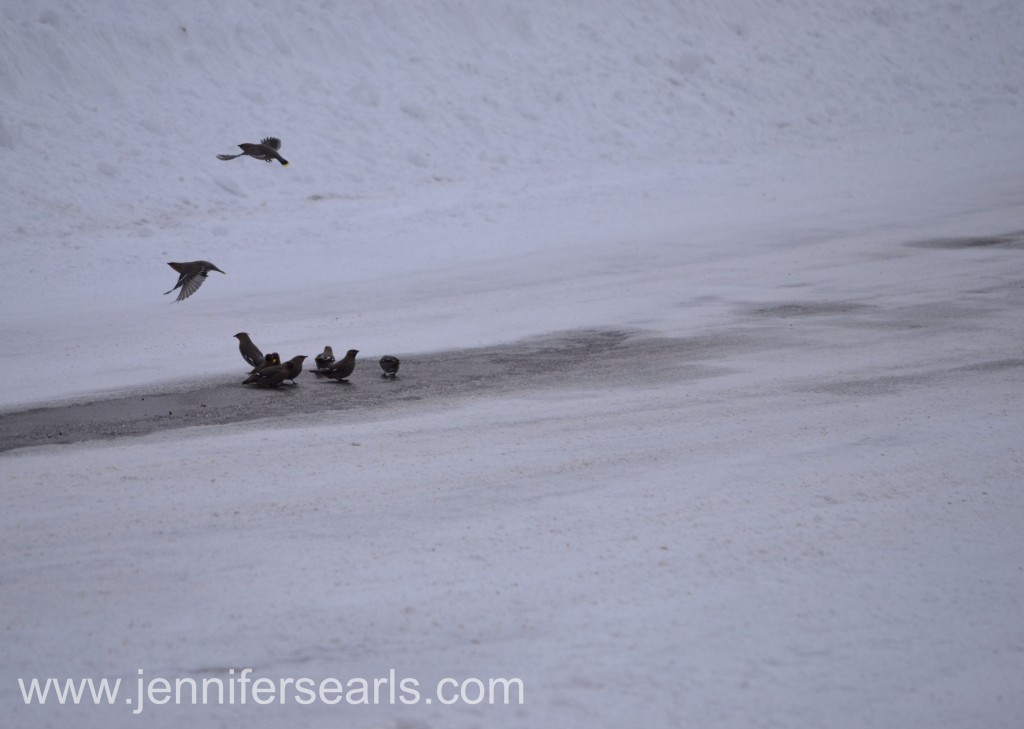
<box><xmin>2</xmin><ymin>1</ymin><xmax>1023</xmax><ymax>727</ymax></box>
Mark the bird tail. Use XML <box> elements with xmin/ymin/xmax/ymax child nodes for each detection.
<box><xmin>278</xmin><ymin>157</ymin><xmax>289</xmax><ymax>166</ymax></box>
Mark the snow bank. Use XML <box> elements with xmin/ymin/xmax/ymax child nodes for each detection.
<box><xmin>2</xmin><ymin>2</ymin><xmax>1024</xmax><ymax>728</ymax></box>
<box><xmin>2</xmin><ymin>0</ymin><xmax>1021</xmax><ymax>238</ymax></box>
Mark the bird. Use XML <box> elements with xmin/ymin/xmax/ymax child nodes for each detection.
<box><xmin>241</xmin><ymin>361</ymin><xmax>293</xmax><ymax>388</ymax></box>
<box><xmin>316</xmin><ymin>349</ymin><xmax>358</xmax><ymax>381</ymax></box>
<box><xmin>248</xmin><ymin>352</ymin><xmax>280</xmax><ymax>375</ymax></box>
<box><xmin>314</xmin><ymin>346</ymin><xmax>335</xmax><ymax>371</ymax></box>
<box><xmin>283</xmin><ymin>354</ymin><xmax>306</xmax><ymax>384</ymax></box>
<box><xmin>242</xmin><ymin>355</ymin><xmax>306</xmax><ymax>388</ymax></box>
<box><xmin>164</xmin><ymin>261</ymin><xmax>225</xmax><ymax>302</ymax></box>
<box><xmin>234</xmin><ymin>332</ymin><xmax>265</xmax><ymax>369</ymax></box>
<box><xmin>217</xmin><ymin>137</ymin><xmax>289</xmax><ymax>166</ymax></box>
<box><xmin>379</xmin><ymin>355</ymin><xmax>400</xmax><ymax>378</ymax></box>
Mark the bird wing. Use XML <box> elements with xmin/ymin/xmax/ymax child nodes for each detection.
<box><xmin>260</xmin><ymin>137</ymin><xmax>282</xmax><ymax>150</ymax></box>
<box><xmin>217</xmin><ymin>153</ymin><xmax>244</xmax><ymax>160</ymax></box>
<box><xmin>174</xmin><ymin>271</ymin><xmax>208</xmax><ymax>302</ymax></box>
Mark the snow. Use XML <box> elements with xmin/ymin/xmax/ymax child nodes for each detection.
<box><xmin>2</xmin><ymin>1</ymin><xmax>1024</xmax><ymax>727</ymax></box>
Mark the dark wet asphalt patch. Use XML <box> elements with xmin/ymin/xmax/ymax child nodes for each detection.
<box><xmin>907</xmin><ymin>231</ymin><xmax>1024</xmax><ymax>250</ymax></box>
<box><xmin>745</xmin><ymin>301</ymin><xmax>874</xmax><ymax>318</ymax></box>
<box><xmin>0</xmin><ymin>329</ymin><xmax>745</xmax><ymax>453</ymax></box>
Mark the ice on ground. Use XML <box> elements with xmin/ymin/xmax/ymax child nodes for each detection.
<box><xmin>2</xmin><ymin>1</ymin><xmax>1023</xmax><ymax>728</ymax></box>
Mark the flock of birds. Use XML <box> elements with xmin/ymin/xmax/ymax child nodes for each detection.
<box><xmin>165</xmin><ymin>137</ymin><xmax>401</xmax><ymax>388</ymax></box>
<box><xmin>234</xmin><ymin>333</ymin><xmax>401</xmax><ymax>389</ymax></box>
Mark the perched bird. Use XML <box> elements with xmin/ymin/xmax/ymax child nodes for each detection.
<box><xmin>164</xmin><ymin>261</ymin><xmax>225</xmax><ymax>302</ymax></box>
<box><xmin>316</xmin><ymin>349</ymin><xmax>358</xmax><ymax>381</ymax></box>
<box><xmin>248</xmin><ymin>352</ymin><xmax>280</xmax><ymax>375</ymax></box>
<box><xmin>242</xmin><ymin>361</ymin><xmax>292</xmax><ymax>388</ymax></box>
<box><xmin>314</xmin><ymin>346</ymin><xmax>335</xmax><ymax>371</ymax></box>
<box><xmin>243</xmin><ymin>355</ymin><xmax>306</xmax><ymax>388</ymax></box>
<box><xmin>234</xmin><ymin>332</ymin><xmax>264</xmax><ymax>369</ymax></box>
<box><xmin>283</xmin><ymin>354</ymin><xmax>306</xmax><ymax>384</ymax></box>
<box><xmin>217</xmin><ymin>137</ymin><xmax>289</xmax><ymax>166</ymax></box>
<box><xmin>379</xmin><ymin>355</ymin><xmax>400</xmax><ymax>378</ymax></box>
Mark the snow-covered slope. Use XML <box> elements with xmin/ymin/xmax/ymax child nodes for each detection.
<box><xmin>2</xmin><ymin>0</ymin><xmax>1021</xmax><ymax>251</ymax></box>
<box><xmin>2</xmin><ymin>0</ymin><xmax>1022</xmax><ymax>406</ymax></box>
<box><xmin>7</xmin><ymin>0</ymin><xmax>1019</xmax><ymax>219</ymax></box>
<box><xmin>2</xmin><ymin>2</ymin><xmax>1023</xmax><ymax>728</ymax></box>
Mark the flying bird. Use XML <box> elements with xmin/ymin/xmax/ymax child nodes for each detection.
<box><xmin>234</xmin><ymin>332</ymin><xmax>264</xmax><ymax>369</ymax></box>
<box><xmin>316</xmin><ymin>349</ymin><xmax>358</xmax><ymax>382</ymax></box>
<box><xmin>314</xmin><ymin>346</ymin><xmax>335</xmax><ymax>371</ymax></box>
<box><xmin>379</xmin><ymin>355</ymin><xmax>400</xmax><ymax>378</ymax></box>
<box><xmin>164</xmin><ymin>261</ymin><xmax>225</xmax><ymax>302</ymax></box>
<box><xmin>217</xmin><ymin>137</ymin><xmax>289</xmax><ymax>166</ymax></box>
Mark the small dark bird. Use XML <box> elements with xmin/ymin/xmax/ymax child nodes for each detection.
<box><xmin>217</xmin><ymin>137</ymin><xmax>289</xmax><ymax>166</ymax></box>
<box><xmin>314</xmin><ymin>346</ymin><xmax>335</xmax><ymax>370</ymax></box>
<box><xmin>283</xmin><ymin>354</ymin><xmax>306</xmax><ymax>384</ymax></box>
<box><xmin>243</xmin><ymin>355</ymin><xmax>306</xmax><ymax>388</ymax></box>
<box><xmin>379</xmin><ymin>355</ymin><xmax>400</xmax><ymax>378</ymax></box>
<box><xmin>234</xmin><ymin>332</ymin><xmax>264</xmax><ymax>369</ymax></box>
<box><xmin>316</xmin><ymin>349</ymin><xmax>358</xmax><ymax>381</ymax></box>
<box><xmin>248</xmin><ymin>352</ymin><xmax>280</xmax><ymax>375</ymax></box>
<box><xmin>165</xmin><ymin>261</ymin><xmax>225</xmax><ymax>302</ymax></box>
<box><xmin>242</xmin><ymin>361</ymin><xmax>293</xmax><ymax>388</ymax></box>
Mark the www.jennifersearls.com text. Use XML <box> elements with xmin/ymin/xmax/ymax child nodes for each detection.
<box><xmin>18</xmin><ymin>668</ymin><xmax>525</xmax><ymax>715</ymax></box>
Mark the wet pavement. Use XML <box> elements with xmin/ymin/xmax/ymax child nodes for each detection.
<box><xmin>0</xmin><ymin>329</ymin><xmax>744</xmax><ymax>453</ymax></box>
